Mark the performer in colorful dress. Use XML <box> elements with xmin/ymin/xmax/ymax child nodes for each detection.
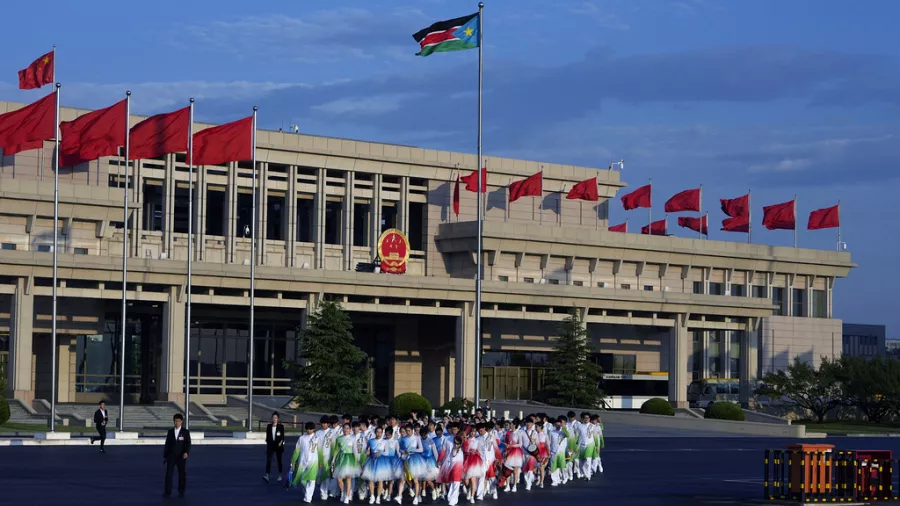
<box><xmin>462</xmin><ymin>429</ymin><xmax>484</xmax><ymax>503</ymax></box>
<box><xmin>549</xmin><ymin>416</ymin><xmax>568</xmax><ymax>487</ymax></box>
<box><xmin>560</xmin><ymin>415</ymin><xmax>576</xmax><ymax>483</ymax></box>
<box><xmin>520</xmin><ymin>418</ymin><xmax>539</xmax><ymax>491</ymax></box>
<box><xmin>534</xmin><ymin>421</ymin><xmax>551</xmax><ymax>488</ymax></box>
<box><xmin>397</xmin><ymin>425</ymin><xmax>426</xmax><ymax>504</ymax></box>
<box><xmin>333</xmin><ymin>423</ymin><xmax>362</xmax><ymax>504</ymax></box>
<box><xmin>502</xmin><ymin>421</ymin><xmax>524</xmax><ymax>492</ymax></box>
<box><xmin>290</xmin><ymin>422</ymin><xmax>320</xmax><ymax>504</ymax></box>
<box><xmin>440</xmin><ymin>436</ymin><xmax>465</xmax><ymax>506</ymax></box>
<box><xmin>363</xmin><ymin>426</ymin><xmax>388</xmax><ymax>504</ymax></box>
<box><xmin>419</xmin><ymin>426</ymin><xmax>440</xmax><ymax>502</ymax></box>
<box><xmin>577</xmin><ymin>412</ymin><xmax>595</xmax><ymax>481</ymax></box>
<box><xmin>315</xmin><ymin>416</ymin><xmax>336</xmax><ymax>500</ymax></box>
<box><xmin>591</xmin><ymin>413</ymin><xmax>605</xmax><ymax>474</ymax></box>
<box><xmin>565</xmin><ymin>411</ymin><xmax>581</xmax><ymax>481</ymax></box>
<box><xmin>475</xmin><ymin>423</ymin><xmax>498</xmax><ymax>500</ymax></box>
<box><xmin>383</xmin><ymin>426</ymin><xmax>402</xmax><ymax>502</ymax></box>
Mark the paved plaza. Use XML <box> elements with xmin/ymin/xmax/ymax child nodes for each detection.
<box><xmin>4</xmin><ymin>435</ymin><xmax>893</xmax><ymax>505</ymax></box>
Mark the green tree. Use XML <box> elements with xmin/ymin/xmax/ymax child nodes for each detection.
<box><xmin>286</xmin><ymin>300</ymin><xmax>371</xmax><ymax>413</ymax></box>
<box><xmin>542</xmin><ymin>313</ymin><xmax>604</xmax><ymax>408</ymax></box>
<box><xmin>755</xmin><ymin>357</ymin><xmax>842</xmax><ymax>423</ymax></box>
<box><xmin>837</xmin><ymin>355</ymin><xmax>900</xmax><ymax>423</ymax></box>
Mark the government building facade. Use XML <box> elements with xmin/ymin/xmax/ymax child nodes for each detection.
<box><xmin>0</xmin><ymin>101</ymin><xmax>854</xmax><ymax>410</ymax></box>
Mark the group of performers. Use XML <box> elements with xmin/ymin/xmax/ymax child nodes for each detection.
<box><xmin>288</xmin><ymin>410</ymin><xmax>604</xmax><ymax>505</ymax></box>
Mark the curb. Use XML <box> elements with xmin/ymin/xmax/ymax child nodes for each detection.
<box><xmin>0</xmin><ymin>437</ymin><xmax>267</xmax><ymax>447</ymax></box>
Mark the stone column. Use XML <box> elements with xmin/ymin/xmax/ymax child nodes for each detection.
<box><xmin>286</xmin><ymin>166</ymin><xmax>298</xmax><ymax>267</ymax></box>
<box><xmin>454</xmin><ymin>302</ymin><xmax>476</xmax><ymax>402</ymax></box>
<box><xmin>313</xmin><ymin>168</ymin><xmax>326</xmax><ymax>269</ymax></box>
<box><xmin>399</xmin><ymin>176</ymin><xmax>410</xmax><ymax>234</ymax></box>
<box><xmin>667</xmin><ymin>314</ymin><xmax>688</xmax><ymax>408</ymax></box>
<box><xmin>256</xmin><ymin>162</ymin><xmax>268</xmax><ymax>266</ymax></box>
<box><xmin>159</xmin><ymin>286</ymin><xmax>186</xmax><ymax>404</ymax></box>
<box><xmin>226</xmin><ymin>162</ymin><xmax>238</xmax><ymax>263</ymax></box>
<box><xmin>8</xmin><ymin>276</ymin><xmax>34</xmax><ymax>403</ymax></box>
<box><xmin>740</xmin><ymin>318</ymin><xmax>760</xmax><ymax>404</ymax></box>
<box><xmin>370</xmin><ymin>174</ymin><xmax>383</xmax><ymax>262</ymax></box>
<box><xmin>195</xmin><ymin>165</ymin><xmax>206</xmax><ymax>261</ymax></box>
<box><xmin>343</xmin><ymin>172</ymin><xmax>355</xmax><ymax>271</ymax></box>
<box><xmin>132</xmin><ymin>160</ymin><xmax>144</xmax><ymax>258</ymax></box>
<box><xmin>163</xmin><ymin>154</ymin><xmax>176</xmax><ymax>255</ymax></box>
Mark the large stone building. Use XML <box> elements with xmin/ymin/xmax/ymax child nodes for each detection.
<box><xmin>0</xmin><ymin>101</ymin><xmax>854</xmax><ymax>411</ymax></box>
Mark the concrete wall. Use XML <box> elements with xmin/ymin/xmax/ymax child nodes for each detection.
<box><xmin>760</xmin><ymin>316</ymin><xmax>842</xmax><ymax>374</ymax></box>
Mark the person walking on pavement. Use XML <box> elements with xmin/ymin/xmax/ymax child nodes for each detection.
<box><xmin>264</xmin><ymin>411</ymin><xmax>286</xmax><ymax>483</ymax></box>
<box><xmin>163</xmin><ymin>413</ymin><xmax>192</xmax><ymax>498</ymax></box>
<box><xmin>89</xmin><ymin>400</ymin><xmax>109</xmax><ymax>453</ymax></box>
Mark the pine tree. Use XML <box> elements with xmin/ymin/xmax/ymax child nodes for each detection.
<box><xmin>287</xmin><ymin>300</ymin><xmax>371</xmax><ymax>413</ymax></box>
<box><xmin>542</xmin><ymin>312</ymin><xmax>604</xmax><ymax>408</ymax></box>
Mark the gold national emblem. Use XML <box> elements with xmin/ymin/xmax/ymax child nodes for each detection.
<box><xmin>377</xmin><ymin>228</ymin><xmax>410</xmax><ymax>274</ymax></box>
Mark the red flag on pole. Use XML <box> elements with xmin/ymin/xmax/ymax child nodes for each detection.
<box><xmin>566</xmin><ymin>177</ymin><xmax>599</xmax><ymax>201</ymax></box>
<box><xmin>192</xmin><ymin>116</ymin><xmax>253</xmax><ymax>166</ymax></box>
<box><xmin>608</xmin><ymin>222</ymin><xmax>627</xmax><ymax>233</ymax></box>
<box><xmin>18</xmin><ymin>50</ymin><xmax>54</xmax><ymax>90</ymax></box>
<box><xmin>641</xmin><ymin>219</ymin><xmax>667</xmax><ymax>236</ymax></box>
<box><xmin>460</xmin><ymin>168</ymin><xmax>487</xmax><ymax>193</ymax></box>
<box><xmin>664</xmin><ymin>188</ymin><xmax>700</xmax><ymax>213</ymax></box>
<box><xmin>129</xmin><ymin>106</ymin><xmax>190</xmax><ymax>160</ymax></box>
<box><xmin>452</xmin><ymin>176</ymin><xmax>461</xmax><ymax>216</ymax></box>
<box><xmin>678</xmin><ymin>215</ymin><xmax>708</xmax><ymax>235</ymax></box>
<box><xmin>508</xmin><ymin>171</ymin><xmax>542</xmax><ymax>203</ymax></box>
<box><xmin>721</xmin><ymin>215</ymin><xmax>750</xmax><ymax>233</ymax></box>
<box><xmin>721</xmin><ymin>194</ymin><xmax>750</xmax><ymax>217</ymax></box>
<box><xmin>762</xmin><ymin>200</ymin><xmax>796</xmax><ymax>230</ymax></box>
<box><xmin>0</xmin><ymin>91</ymin><xmax>56</xmax><ymax>154</ymax></box>
<box><xmin>59</xmin><ymin>99</ymin><xmax>127</xmax><ymax>167</ymax></box>
<box><xmin>621</xmin><ymin>184</ymin><xmax>651</xmax><ymax>210</ymax></box>
<box><xmin>807</xmin><ymin>205</ymin><xmax>839</xmax><ymax>230</ymax></box>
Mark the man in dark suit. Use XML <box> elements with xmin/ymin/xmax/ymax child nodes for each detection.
<box><xmin>163</xmin><ymin>413</ymin><xmax>191</xmax><ymax>497</ymax></box>
<box><xmin>89</xmin><ymin>400</ymin><xmax>109</xmax><ymax>453</ymax></box>
<box><xmin>263</xmin><ymin>411</ymin><xmax>286</xmax><ymax>483</ymax></box>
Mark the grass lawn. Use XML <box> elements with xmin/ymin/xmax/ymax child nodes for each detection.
<box><xmin>798</xmin><ymin>421</ymin><xmax>900</xmax><ymax>435</ymax></box>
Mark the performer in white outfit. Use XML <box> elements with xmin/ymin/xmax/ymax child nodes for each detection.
<box><xmin>290</xmin><ymin>422</ymin><xmax>321</xmax><ymax>504</ymax></box>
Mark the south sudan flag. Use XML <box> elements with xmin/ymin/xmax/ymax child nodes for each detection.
<box><xmin>413</xmin><ymin>13</ymin><xmax>480</xmax><ymax>56</ymax></box>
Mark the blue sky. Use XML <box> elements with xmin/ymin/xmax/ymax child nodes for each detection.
<box><xmin>1</xmin><ymin>0</ymin><xmax>898</xmax><ymax>335</ymax></box>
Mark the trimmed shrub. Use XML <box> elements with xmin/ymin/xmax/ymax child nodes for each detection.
<box><xmin>389</xmin><ymin>392</ymin><xmax>432</xmax><ymax>417</ymax></box>
<box><xmin>0</xmin><ymin>396</ymin><xmax>9</xmax><ymax>426</ymax></box>
<box><xmin>640</xmin><ymin>397</ymin><xmax>675</xmax><ymax>416</ymax></box>
<box><xmin>439</xmin><ymin>397</ymin><xmax>474</xmax><ymax>415</ymax></box>
<box><xmin>704</xmin><ymin>402</ymin><xmax>745</xmax><ymax>421</ymax></box>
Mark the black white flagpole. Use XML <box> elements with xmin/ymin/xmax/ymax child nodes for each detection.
<box><xmin>474</xmin><ymin>1</ymin><xmax>484</xmax><ymax>410</ymax></box>
<box><xmin>248</xmin><ymin>106</ymin><xmax>258</xmax><ymax>429</ymax></box>
<box><xmin>837</xmin><ymin>200</ymin><xmax>842</xmax><ymax>251</ymax></box>
<box><xmin>119</xmin><ymin>90</ymin><xmax>131</xmax><ymax>431</ymax></box>
<box><xmin>793</xmin><ymin>194</ymin><xmax>798</xmax><ymax>248</ymax></box>
<box><xmin>185</xmin><ymin>98</ymin><xmax>194</xmax><ymax>428</ymax></box>
<box><xmin>698</xmin><ymin>184</ymin><xmax>703</xmax><ymax>239</ymax></box>
<box><xmin>50</xmin><ymin>83</ymin><xmax>61</xmax><ymax>432</ymax></box>
<box><xmin>748</xmin><ymin>190</ymin><xmax>752</xmax><ymax>244</ymax></box>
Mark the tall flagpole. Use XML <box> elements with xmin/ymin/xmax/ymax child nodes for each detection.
<box><xmin>837</xmin><ymin>200</ymin><xmax>842</xmax><ymax>251</ymax></box>
<box><xmin>698</xmin><ymin>185</ymin><xmax>703</xmax><ymax>239</ymax></box>
<box><xmin>748</xmin><ymin>190</ymin><xmax>752</xmax><ymax>244</ymax></box>
<box><xmin>474</xmin><ymin>2</ymin><xmax>484</xmax><ymax>410</ymax></box>
<box><xmin>793</xmin><ymin>194</ymin><xmax>798</xmax><ymax>248</ymax></box>
<box><xmin>119</xmin><ymin>91</ymin><xmax>131</xmax><ymax>431</ymax></box>
<box><xmin>185</xmin><ymin>98</ymin><xmax>195</xmax><ymax>428</ymax></box>
<box><xmin>648</xmin><ymin>177</ymin><xmax>652</xmax><ymax>233</ymax></box>
<box><xmin>248</xmin><ymin>106</ymin><xmax>258</xmax><ymax>429</ymax></box>
<box><xmin>50</xmin><ymin>83</ymin><xmax>61</xmax><ymax>432</ymax></box>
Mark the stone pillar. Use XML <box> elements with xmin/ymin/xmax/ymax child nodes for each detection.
<box><xmin>195</xmin><ymin>165</ymin><xmax>206</xmax><ymax>261</ymax></box>
<box><xmin>57</xmin><ymin>335</ymin><xmax>73</xmax><ymax>403</ymax></box>
<box><xmin>8</xmin><ymin>276</ymin><xmax>34</xmax><ymax>403</ymax></box>
<box><xmin>667</xmin><ymin>314</ymin><xmax>688</xmax><ymax>408</ymax></box>
<box><xmin>370</xmin><ymin>174</ymin><xmax>383</xmax><ymax>261</ymax></box>
<box><xmin>226</xmin><ymin>162</ymin><xmax>238</xmax><ymax>263</ymax></box>
<box><xmin>740</xmin><ymin>318</ymin><xmax>760</xmax><ymax>404</ymax></box>
<box><xmin>132</xmin><ymin>160</ymin><xmax>144</xmax><ymax>258</ymax></box>
<box><xmin>163</xmin><ymin>153</ymin><xmax>176</xmax><ymax>255</ymax></box>
<box><xmin>257</xmin><ymin>162</ymin><xmax>268</xmax><ymax>266</ymax></box>
<box><xmin>286</xmin><ymin>166</ymin><xmax>298</xmax><ymax>267</ymax></box>
<box><xmin>399</xmin><ymin>176</ymin><xmax>410</xmax><ymax>235</ymax></box>
<box><xmin>160</xmin><ymin>286</ymin><xmax>186</xmax><ymax>404</ymax></box>
<box><xmin>454</xmin><ymin>302</ymin><xmax>476</xmax><ymax>402</ymax></box>
<box><xmin>313</xmin><ymin>168</ymin><xmax>326</xmax><ymax>269</ymax></box>
<box><xmin>343</xmin><ymin>172</ymin><xmax>355</xmax><ymax>271</ymax></box>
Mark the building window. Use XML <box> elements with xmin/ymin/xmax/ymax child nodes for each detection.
<box><xmin>37</xmin><ymin>245</ymin><xmax>52</xmax><ymax>253</ymax></box>
<box><xmin>548</xmin><ymin>279</ymin><xmax>560</xmax><ymax>285</ymax></box>
<box><xmin>409</xmin><ymin>202</ymin><xmax>425</xmax><ymax>251</ymax></box>
<box><xmin>730</xmin><ymin>333</ymin><xmax>741</xmax><ymax>378</ymax></box>
<box><xmin>620</xmin><ymin>283</ymin><xmax>631</xmax><ymax>290</ymax></box>
<box><xmin>498</xmin><ymin>275</ymin><xmax>509</xmax><ymax>282</ymax></box>
<box><xmin>236</xmin><ymin>192</ymin><xmax>253</xmax><ymax>238</ymax></box>
<box><xmin>612</xmin><ymin>355</ymin><xmax>637</xmax><ymax>374</ymax></box>
<box><xmin>792</xmin><ymin>289</ymin><xmax>805</xmax><ymax>317</ymax></box>
<box><xmin>353</xmin><ymin>202</ymin><xmax>371</xmax><ymax>247</ymax></box>
<box><xmin>812</xmin><ymin>290</ymin><xmax>827</xmax><ymax>318</ymax></box>
<box><xmin>752</xmin><ymin>285</ymin><xmax>767</xmax><ymax>298</ymax></box>
<box><xmin>1</xmin><ymin>243</ymin><xmax>15</xmax><ymax>251</ymax></box>
<box><xmin>573</xmin><ymin>280</ymin><xmax>584</xmax><ymax>287</ymax></box>
<box><xmin>296</xmin><ymin>198</ymin><xmax>314</xmax><ymax>243</ymax></box>
<box><xmin>524</xmin><ymin>277</ymin><xmax>535</xmax><ymax>283</ymax></box>
<box><xmin>772</xmin><ymin>287</ymin><xmax>785</xmax><ymax>315</ymax></box>
<box><xmin>731</xmin><ymin>284</ymin><xmax>746</xmax><ymax>297</ymax></box>
<box><xmin>266</xmin><ymin>195</ymin><xmax>285</xmax><ymax>241</ymax></box>
<box><xmin>381</xmin><ymin>202</ymin><xmax>398</xmax><ymax>233</ymax></box>
<box><xmin>142</xmin><ymin>181</ymin><xmax>164</xmax><ymax>232</ymax></box>
<box><xmin>173</xmin><ymin>186</ymin><xmax>191</xmax><ymax>234</ymax></box>
<box><xmin>324</xmin><ymin>200</ymin><xmax>342</xmax><ymax>245</ymax></box>
<box><xmin>74</xmin><ymin>247</ymin><xmax>88</xmax><ymax>255</ymax></box>
<box><xmin>643</xmin><ymin>285</ymin><xmax>654</xmax><ymax>292</ymax></box>
<box><xmin>597</xmin><ymin>282</ymin><xmax>606</xmax><ymax>288</ymax></box>
<box><xmin>709</xmin><ymin>282</ymin><xmax>724</xmax><ymax>295</ymax></box>
<box><xmin>693</xmin><ymin>281</ymin><xmax>704</xmax><ymax>294</ymax></box>
<box><xmin>689</xmin><ymin>331</ymin><xmax>702</xmax><ymax>380</ymax></box>
<box><xmin>205</xmin><ymin>188</ymin><xmax>226</xmax><ymax>236</ymax></box>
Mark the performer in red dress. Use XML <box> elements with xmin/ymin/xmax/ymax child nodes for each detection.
<box><xmin>502</xmin><ymin>420</ymin><xmax>525</xmax><ymax>492</ymax></box>
<box><xmin>535</xmin><ymin>422</ymin><xmax>551</xmax><ymax>488</ymax></box>
<box><xmin>462</xmin><ymin>431</ymin><xmax>484</xmax><ymax>503</ymax></box>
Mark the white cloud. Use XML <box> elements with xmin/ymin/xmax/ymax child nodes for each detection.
<box><xmin>312</xmin><ymin>93</ymin><xmax>424</xmax><ymax>116</ymax></box>
<box><xmin>748</xmin><ymin>158</ymin><xmax>812</xmax><ymax>173</ymax></box>
<box><xmin>568</xmin><ymin>1</ymin><xmax>630</xmax><ymax>30</ymax></box>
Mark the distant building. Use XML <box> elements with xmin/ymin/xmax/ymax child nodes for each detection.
<box><xmin>886</xmin><ymin>339</ymin><xmax>900</xmax><ymax>358</ymax></box>
<box><xmin>842</xmin><ymin>323</ymin><xmax>886</xmax><ymax>359</ymax></box>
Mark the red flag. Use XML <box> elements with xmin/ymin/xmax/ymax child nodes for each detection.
<box><xmin>721</xmin><ymin>215</ymin><xmax>750</xmax><ymax>233</ymax></box>
<box><xmin>0</xmin><ymin>91</ymin><xmax>56</xmax><ymax>155</ymax></box>
<box><xmin>721</xmin><ymin>194</ymin><xmax>749</xmax><ymax>217</ymax></box>
<box><xmin>18</xmin><ymin>51</ymin><xmax>54</xmax><ymax>90</ymax></box>
<box><xmin>678</xmin><ymin>215</ymin><xmax>708</xmax><ymax>235</ymax></box>
<box><xmin>808</xmin><ymin>205</ymin><xmax>839</xmax><ymax>230</ymax></box>
<box><xmin>452</xmin><ymin>176</ymin><xmax>461</xmax><ymax>216</ymax></box>
<box><xmin>509</xmin><ymin>171</ymin><xmax>542</xmax><ymax>203</ymax></box>
<box><xmin>129</xmin><ymin>106</ymin><xmax>190</xmax><ymax>160</ymax></box>
<box><xmin>460</xmin><ymin>168</ymin><xmax>487</xmax><ymax>193</ymax></box>
<box><xmin>641</xmin><ymin>219</ymin><xmax>667</xmax><ymax>236</ymax></box>
<box><xmin>192</xmin><ymin>116</ymin><xmax>253</xmax><ymax>166</ymax></box>
<box><xmin>762</xmin><ymin>200</ymin><xmax>796</xmax><ymax>230</ymax></box>
<box><xmin>621</xmin><ymin>184</ymin><xmax>651</xmax><ymax>210</ymax></box>
<box><xmin>664</xmin><ymin>188</ymin><xmax>700</xmax><ymax>213</ymax></box>
<box><xmin>59</xmin><ymin>99</ymin><xmax>127</xmax><ymax>167</ymax></box>
<box><xmin>566</xmin><ymin>177</ymin><xmax>599</xmax><ymax>201</ymax></box>
<box><xmin>608</xmin><ymin>222</ymin><xmax>627</xmax><ymax>233</ymax></box>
